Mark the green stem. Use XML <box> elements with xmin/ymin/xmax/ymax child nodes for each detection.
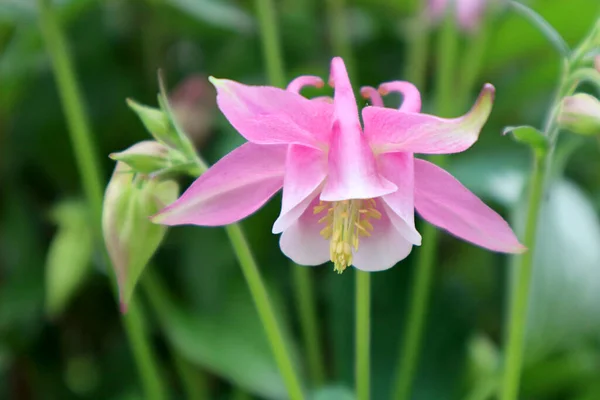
<box><xmin>355</xmin><ymin>271</ymin><xmax>371</xmax><ymax>400</ymax></box>
<box><xmin>393</xmin><ymin>12</ymin><xmax>459</xmax><ymax>400</ymax></box>
<box><xmin>293</xmin><ymin>265</ymin><xmax>326</xmax><ymax>386</ymax></box>
<box><xmin>405</xmin><ymin>0</ymin><xmax>429</xmax><ymax>90</ymax></box>
<box><xmin>254</xmin><ymin>0</ymin><xmax>286</xmax><ymax>87</ymax></box>
<box><xmin>172</xmin><ymin>351</ymin><xmax>208</xmax><ymax>400</ymax></box>
<box><xmin>392</xmin><ymin>223</ymin><xmax>439</xmax><ymax>400</ymax></box>
<box><xmin>252</xmin><ymin>0</ymin><xmax>323</xmax><ymax>390</ymax></box>
<box><xmin>37</xmin><ymin>1</ymin><xmax>167</xmax><ymax>399</ymax></box>
<box><xmin>500</xmin><ymin>64</ymin><xmax>574</xmax><ymax>400</ymax></box>
<box><xmin>224</xmin><ymin>224</ymin><xmax>305</xmax><ymax>400</ymax></box>
<box><xmin>326</xmin><ymin>0</ymin><xmax>355</xmax><ymax>78</ymax></box>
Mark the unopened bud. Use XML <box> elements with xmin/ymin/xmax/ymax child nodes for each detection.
<box><xmin>595</xmin><ymin>55</ymin><xmax>600</xmax><ymax>73</ymax></box>
<box><xmin>558</xmin><ymin>93</ymin><xmax>600</xmax><ymax>136</ymax></box>
<box><xmin>102</xmin><ymin>141</ymin><xmax>179</xmax><ymax>311</ymax></box>
<box><xmin>109</xmin><ymin>140</ymin><xmax>170</xmax><ymax>174</ymax></box>
<box><xmin>127</xmin><ymin>99</ymin><xmax>180</xmax><ymax>148</ymax></box>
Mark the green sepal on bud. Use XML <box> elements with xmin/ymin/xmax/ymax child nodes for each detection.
<box><xmin>127</xmin><ymin>98</ymin><xmax>181</xmax><ymax>149</ymax></box>
<box><xmin>102</xmin><ymin>141</ymin><xmax>179</xmax><ymax>312</ymax></box>
<box><xmin>558</xmin><ymin>93</ymin><xmax>600</xmax><ymax>136</ymax></box>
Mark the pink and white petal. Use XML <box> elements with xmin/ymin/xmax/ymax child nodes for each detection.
<box><xmin>378</xmin><ymin>81</ymin><xmax>422</xmax><ymax>113</ymax></box>
<box><xmin>287</xmin><ymin>75</ymin><xmax>324</xmax><ymax>94</ymax></box>
<box><xmin>279</xmin><ymin>199</ymin><xmax>330</xmax><ymax>266</ymax></box>
<box><xmin>210</xmin><ymin>77</ymin><xmax>334</xmax><ymax>146</ymax></box>
<box><xmin>414</xmin><ymin>159</ymin><xmax>526</xmax><ymax>253</ymax></box>
<box><xmin>272</xmin><ymin>145</ymin><xmax>327</xmax><ymax>234</ymax></box>
<box><xmin>153</xmin><ymin>143</ymin><xmax>286</xmax><ymax>226</ymax></box>
<box><xmin>321</xmin><ymin>58</ymin><xmax>397</xmax><ymax>201</ymax></box>
<box><xmin>378</xmin><ymin>152</ymin><xmax>421</xmax><ymax>245</ymax></box>
<box><xmin>352</xmin><ymin>201</ymin><xmax>414</xmax><ymax>271</ymax></box>
<box><xmin>362</xmin><ymin>84</ymin><xmax>494</xmax><ymax>154</ymax></box>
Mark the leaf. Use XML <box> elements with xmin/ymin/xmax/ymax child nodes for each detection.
<box><xmin>512</xmin><ymin>180</ymin><xmax>600</xmax><ymax>363</ymax></box>
<box><xmin>503</xmin><ymin>125</ymin><xmax>548</xmax><ymax>157</ymax></box>
<box><xmin>45</xmin><ymin>200</ymin><xmax>94</xmax><ymax>317</ymax></box>
<box><xmin>143</xmin><ymin>271</ymin><xmax>298</xmax><ymax>399</ymax></box>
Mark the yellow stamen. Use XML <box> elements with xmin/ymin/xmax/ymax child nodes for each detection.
<box><xmin>313</xmin><ymin>198</ymin><xmax>380</xmax><ymax>273</ymax></box>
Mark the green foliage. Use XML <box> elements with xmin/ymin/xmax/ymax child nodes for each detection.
<box><xmin>2</xmin><ymin>0</ymin><xmax>600</xmax><ymax>398</ymax></box>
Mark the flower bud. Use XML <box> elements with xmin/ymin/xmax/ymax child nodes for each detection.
<box><xmin>102</xmin><ymin>141</ymin><xmax>179</xmax><ymax>311</ymax></box>
<box><xmin>109</xmin><ymin>140</ymin><xmax>170</xmax><ymax>174</ymax></box>
<box><xmin>595</xmin><ymin>55</ymin><xmax>600</xmax><ymax>73</ymax></box>
<box><xmin>127</xmin><ymin>99</ymin><xmax>180</xmax><ymax>148</ymax></box>
<box><xmin>558</xmin><ymin>93</ymin><xmax>600</xmax><ymax>136</ymax></box>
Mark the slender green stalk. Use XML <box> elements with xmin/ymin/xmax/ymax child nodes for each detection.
<box><xmin>36</xmin><ymin>1</ymin><xmax>167</xmax><ymax>398</ymax></box>
<box><xmin>252</xmin><ymin>0</ymin><xmax>324</xmax><ymax>389</ymax></box>
<box><xmin>326</xmin><ymin>0</ymin><xmax>355</xmax><ymax>78</ymax></box>
<box><xmin>254</xmin><ymin>0</ymin><xmax>286</xmax><ymax>87</ymax></box>
<box><xmin>224</xmin><ymin>224</ymin><xmax>305</xmax><ymax>400</ymax></box>
<box><xmin>500</xmin><ymin>65</ymin><xmax>574</xmax><ymax>400</ymax></box>
<box><xmin>405</xmin><ymin>0</ymin><xmax>429</xmax><ymax>90</ymax></box>
<box><xmin>293</xmin><ymin>265</ymin><xmax>326</xmax><ymax>386</ymax></box>
<box><xmin>172</xmin><ymin>352</ymin><xmax>208</xmax><ymax>400</ymax></box>
<box><xmin>355</xmin><ymin>271</ymin><xmax>371</xmax><ymax>400</ymax></box>
<box><xmin>393</xmin><ymin>12</ymin><xmax>459</xmax><ymax>400</ymax></box>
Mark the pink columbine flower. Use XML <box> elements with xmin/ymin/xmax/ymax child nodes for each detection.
<box><xmin>153</xmin><ymin>57</ymin><xmax>524</xmax><ymax>273</ymax></box>
<box><xmin>428</xmin><ymin>0</ymin><xmax>488</xmax><ymax>31</ymax></box>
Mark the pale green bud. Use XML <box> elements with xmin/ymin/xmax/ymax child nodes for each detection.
<box><xmin>102</xmin><ymin>141</ymin><xmax>179</xmax><ymax>311</ymax></box>
<box><xmin>558</xmin><ymin>93</ymin><xmax>600</xmax><ymax>136</ymax></box>
<box><xmin>109</xmin><ymin>140</ymin><xmax>170</xmax><ymax>174</ymax></box>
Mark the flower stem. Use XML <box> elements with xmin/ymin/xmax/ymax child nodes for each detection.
<box><xmin>326</xmin><ymin>0</ymin><xmax>355</xmax><ymax>78</ymax></box>
<box><xmin>405</xmin><ymin>0</ymin><xmax>429</xmax><ymax>90</ymax></box>
<box><xmin>252</xmin><ymin>0</ymin><xmax>323</xmax><ymax>390</ymax></box>
<box><xmin>500</xmin><ymin>62</ymin><xmax>575</xmax><ymax>400</ymax></box>
<box><xmin>293</xmin><ymin>265</ymin><xmax>326</xmax><ymax>386</ymax></box>
<box><xmin>224</xmin><ymin>224</ymin><xmax>305</xmax><ymax>400</ymax></box>
<box><xmin>254</xmin><ymin>0</ymin><xmax>286</xmax><ymax>87</ymax></box>
<box><xmin>36</xmin><ymin>0</ymin><xmax>167</xmax><ymax>398</ymax></box>
<box><xmin>393</xmin><ymin>12</ymin><xmax>458</xmax><ymax>400</ymax></box>
<box><xmin>355</xmin><ymin>270</ymin><xmax>371</xmax><ymax>400</ymax></box>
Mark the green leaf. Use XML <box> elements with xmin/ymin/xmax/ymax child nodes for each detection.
<box><xmin>45</xmin><ymin>200</ymin><xmax>94</xmax><ymax>317</ymax></box>
<box><xmin>507</xmin><ymin>1</ymin><xmax>570</xmax><ymax>58</ymax></box>
<box><xmin>512</xmin><ymin>180</ymin><xmax>600</xmax><ymax>363</ymax></box>
<box><xmin>143</xmin><ymin>272</ymin><xmax>296</xmax><ymax>400</ymax></box>
<box><xmin>503</xmin><ymin>125</ymin><xmax>549</xmax><ymax>157</ymax></box>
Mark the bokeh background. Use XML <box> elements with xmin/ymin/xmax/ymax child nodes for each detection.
<box><xmin>1</xmin><ymin>0</ymin><xmax>600</xmax><ymax>399</ymax></box>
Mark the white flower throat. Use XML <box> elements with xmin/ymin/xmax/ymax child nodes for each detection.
<box><xmin>314</xmin><ymin>199</ymin><xmax>381</xmax><ymax>273</ymax></box>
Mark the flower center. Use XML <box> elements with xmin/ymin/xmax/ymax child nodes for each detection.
<box><xmin>314</xmin><ymin>199</ymin><xmax>382</xmax><ymax>273</ymax></box>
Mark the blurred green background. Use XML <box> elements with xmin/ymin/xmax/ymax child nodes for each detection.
<box><xmin>1</xmin><ymin>0</ymin><xmax>600</xmax><ymax>399</ymax></box>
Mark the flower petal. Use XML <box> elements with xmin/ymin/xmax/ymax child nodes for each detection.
<box><xmin>272</xmin><ymin>145</ymin><xmax>327</xmax><ymax>234</ymax></box>
<box><xmin>352</xmin><ymin>200</ymin><xmax>414</xmax><ymax>271</ymax></box>
<box><xmin>362</xmin><ymin>84</ymin><xmax>494</xmax><ymax>154</ymax></box>
<box><xmin>378</xmin><ymin>152</ymin><xmax>422</xmax><ymax>245</ymax></box>
<box><xmin>287</xmin><ymin>75</ymin><xmax>324</xmax><ymax>94</ymax></box>
<box><xmin>279</xmin><ymin>198</ymin><xmax>331</xmax><ymax>266</ymax></box>
<box><xmin>413</xmin><ymin>159</ymin><xmax>525</xmax><ymax>253</ymax></box>
<box><xmin>210</xmin><ymin>77</ymin><xmax>334</xmax><ymax>146</ymax></box>
<box><xmin>320</xmin><ymin>57</ymin><xmax>397</xmax><ymax>201</ymax></box>
<box><xmin>360</xmin><ymin>86</ymin><xmax>384</xmax><ymax>107</ymax></box>
<box><xmin>378</xmin><ymin>81</ymin><xmax>422</xmax><ymax>113</ymax></box>
<box><xmin>153</xmin><ymin>143</ymin><xmax>286</xmax><ymax>226</ymax></box>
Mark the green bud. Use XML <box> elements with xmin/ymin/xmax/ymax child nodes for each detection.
<box><xmin>127</xmin><ymin>98</ymin><xmax>180</xmax><ymax>148</ymax></box>
<box><xmin>558</xmin><ymin>93</ymin><xmax>600</xmax><ymax>136</ymax></box>
<box><xmin>102</xmin><ymin>142</ymin><xmax>179</xmax><ymax>311</ymax></box>
<box><xmin>109</xmin><ymin>140</ymin><xmax>170</xmax><ymax>174</ymax></box>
